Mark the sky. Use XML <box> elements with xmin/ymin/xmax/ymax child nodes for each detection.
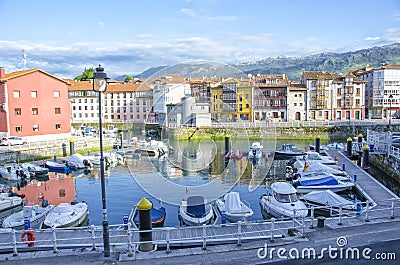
<box><xmin>1</xmin><ymin>0</ymin><xmax>400</xmax><ymax>79</ymax></box>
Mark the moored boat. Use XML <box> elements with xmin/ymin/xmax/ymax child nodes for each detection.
<box><xmin>128</xmin><ymin>203</ymin><xmax>166</xmax><ymax>228</ymax></box>
<box><xmin>45</xmin><ymin>161</ymin><xmax>70</xmax><ymax>173</ymax></box>
<box><xmin>20</xmin><ymin>163</ymin><xmax>49</xmax><ymax>176</ymax></box>
<box><xmin>275</xmin><ymin>144</ymin><xmax>306</xmax><ymax>158</ymax></box>
<box><xmin>293</xmin><ymin>176</ymin><xmax>354</xmax><ymax>194</ymax></box>
<box><xmin>215</xmin><ymin>192</ymin><xmax>253</xmax><ymax>222</ymax></box>
<box><xmin>179</xmin><ymin>196</ymin><xmax>214</xmax><ymax>226</ymax></box>
<box><xmin>248</xmin><ymin>142</ymin><xmax>263</xmax><ymax>159</ymax></box>
<box><xmin>0</xmin><ymin>192</ymin><xmax>24</xmax><ymax>221</ymax></box>
<box><xmin>42</xmin><ymin>202</ymin><xmax>88</xmax><ymax>228</ymax></box>
<box><xmin>300</xmin><ymin>190</ymin><xmax>357</xmax><ymax>214</ymax></box>
<box><xmin>2</xmin><ymin>203</ymin><xmax>54</xmax><ymax>230</ymax></box>
<box><xmin>260</xmin><ymin>182</ymin><xmax>308</xmax><ymax>219</ymax></box>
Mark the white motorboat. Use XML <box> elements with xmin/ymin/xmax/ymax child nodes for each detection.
<box><xmin>66</xmin><ymin>154</ymin><xmax>92</xmax><ymax>169</ymax></box>
<box><xmin>42</xmin><ymin>202</ymin><xmax>88</xmax><ymax>228</ymax></box>
<box><xmin>2</xmin><ymin>204</ymin><xmax>54</xmax><ymax>230</ymax></box>
<box><xmin>296</xmin><ymin>151</ymin><xmax>338</xmax><ymax>166</ymax></box>
<box><xmin>260</xmin><ymin>182</ymin><xmax>308</xmax><ymax>219</ymax></box>
<box><xmin>286</xmin><ymin>160</ymin><xmax>347</xmax><ymax>181</ymax></box>
<box><xmin>300</xmin><ymin>190</ymin><xmax>357</xmax><ymax>214</ymax></box>
<box><xmin>248</xmin><ymin>142</ymin><xmax>263</xmax><ymax>159</ymax></box>
<box><xmin>179</xmin><ymin>196</ymin><xmax>214</xmax><ymax>226</ymax></box>
<box><xmin>0</xmin><ymin>164</ymin><xmax>30</xmax><ymax>181</ymax></box>
<box><xmin>293</xmin><ymin>175</ymin><xmax>354</xmax><ymax>194</ymax></box>
<box><xmin>0</xmin><ymin>192</ymin><xmax>23</xmax><ymax>220</ymax></box>
<box><xmin>215</xmin><ymin>192</ymin><xmax>254</xmax><ymax>222</ymax></box>
<box><xmin>20</xmin><ymin>163</ymin><xmax>49</xmax><ymax>176</ymax></box>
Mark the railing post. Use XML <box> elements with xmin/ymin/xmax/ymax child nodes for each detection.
<box><xmin>391</xmin><ymin>198</ymin><xmax>395</xmax><ymax>219</ymax></box>
<box><xmin>310</xmin><ymin>206</ymin><xmax>315</xmax><ymax>229</ymax></box>
<box><xmin>128</xmin><ymin>223</ymin><xmax>133</xmax><ymax>257</ymax></box>
<box><xmin>365</xmin><ymin>200</ymin><xmax>370</xmax><ymax>222</ymax></box>
<box><xmin>52</xmin><ymin>228</ymin><xmax>59</xmax><ymax>253</ymax></box>
<box><xmin>166</xmin><ymin>228</ymin><xmax>171</xmax><ymax>253</ymax></box>
<box><xmin>338</xmin><ymin>205</ymin><xmax>343</xmax><ymax>226</ymax></box>
<box><xmin>237</xmin><ymin>221</ymin><xmax>242</xmax><ymax>246</ymax></box>
<box><xmin>91</xmin><ymin>225</ymin><xmax>97</xmax><ymax>250</ymax></box>
<box><xmin>292</xmin><ymin>209</ymin><xmax>296</xmax><ymax>229</ymax></box>
<box><xmin>301</xmin><ymin>216</ymin><xmax>305</xmax><ymax>237</ymax></box>
<box><xmin>12</xmin><ymin>229</ymin><xmax>18</xmax><ymax>257</ymax></box>
<box><xmin>202</xmin><ymin>224</ymin><xmax>207</xmax><ymax>250</ymax></box>
<box><xmin>270</xmin><ymin>218</ymin><xmax>275</xmax><ymax>242</ymax></box>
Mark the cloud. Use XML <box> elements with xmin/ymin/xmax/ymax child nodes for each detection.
<box><xmin>364</xmin><ymin>36</ymin><xmax>381</xmax><ymax>41</ymax></box>
<box><xmin>383</xmin><ymin>28</ymin><xmax>400</xmax><ymax>43</ymax></box>
<box><xmin>136</xmin><ymin>34</ymin><xmax>152</xmax><ymax>38</ymax></box>
<box><xmin>98</xmin><ymin>21</ymin><xmax>105</xmax><ymax>27</ymax></box>
<box><xmin>179</xmin><ymin>8</ymin><xmax>236</xmax><ymax>21</ymax></box>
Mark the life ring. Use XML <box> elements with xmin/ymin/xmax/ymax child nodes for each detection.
<box><xmin>21</xmin><ymin>230</ymin><xmax>36</xmax><ymax>247</ymax></box>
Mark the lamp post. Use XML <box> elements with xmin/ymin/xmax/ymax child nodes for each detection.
<box><xmin>92</xmin><ymin>65</ymin><xmax>110</xmax><ymax>257</ymax></box>
<box><xmin>389</xmin><ymin>94</ymin><xmax>393</xmax><ymax>129</ymax></box>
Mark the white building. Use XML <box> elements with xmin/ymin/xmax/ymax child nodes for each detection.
<box><xmin>287</xmin><ymin>82</ymin><xmax>308</xmax><ymax>121</ymax></box>
<box><xmin>151</xmin><ymin>75</ymin><xmax>191</xmax><ymax>126</ymax></box>
<box><xmin>354</xmin><ymin>64</ymin><xmax>400</xmax><ymax>119</ymax></box>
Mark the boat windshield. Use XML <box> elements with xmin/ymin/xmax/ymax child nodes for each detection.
<box><xmin>274</xmin><ymin>192</ymin><xmax>298</xmax><ymax>203</ymax></box>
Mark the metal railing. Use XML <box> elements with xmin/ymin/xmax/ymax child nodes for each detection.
<box><xmin>1</xmin><ymin>197</ymin><xmax>399</xmax><ymax>258</ymax></box>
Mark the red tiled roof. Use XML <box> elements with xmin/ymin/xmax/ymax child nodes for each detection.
<box><xmin>68</xmin><ymin>80</ymin><xmax>151</xmax><ymax>92</ymax></box>
<box><xmin>0</xmin><ymin>68</ymin><xmax>70</xmax><ymax>84</ymax></box>
<box><xmin>302</xmin><ymin>71</ymin><xmax>339</xmax><ymax>80</ymax></box>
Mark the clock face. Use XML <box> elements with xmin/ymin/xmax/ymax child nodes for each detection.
<box><xmin>96</xmin><ymin>79</ymin><xmax>107</xmax><ymax>92</ymax></box>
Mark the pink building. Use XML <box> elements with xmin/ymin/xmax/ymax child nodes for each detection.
<box><xmin>0</xmin><ymin>67</ymin><xmax>71</xmax><ymax>137</ymax></box>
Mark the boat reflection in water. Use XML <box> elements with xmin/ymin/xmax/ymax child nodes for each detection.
<box><xmin>12</xmin><ymin>172</ymin><xmax>76</xmax><ymax>209</ymax></box>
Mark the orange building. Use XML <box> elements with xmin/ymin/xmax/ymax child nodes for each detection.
<box><xmin>0</xmin><ymin>67</ymin><xmax>71</xmax><ymax>137</ymax></box>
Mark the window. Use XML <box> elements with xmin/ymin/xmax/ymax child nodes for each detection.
<box><xmin>54</xmin><ymin>90</ymin><xmax>60</xmax><ymax>98</ymax></box>
<box><xmin>13</xmin><ymin>91</ymin><xmax>20</xmax><ymax>98</ymax></box>
<box><xmin>15</xmin><ymin>126</ymin><xmax>22</xmax><ymax>133</ymax></box>
<box><xmin>55</xmin><ymin>108</ymin><xmax>61</xmax><ymax>114</ymax></box>
<box><xmin>31</xmin><ymin>91</ymin><xmax>37</xmax><ymax>98</ymax></box>
<box><xmin>55</xmin><ymin>123</ymin><xmax>61</xmax><ymax>130</ymax></box>
<box><xmin>32</xmin><ymin>108</ymin><xmax>38</xmax><ymax>115</ymax></box>
<box><xmin>14</xmin><ymin>108</ymin><xmax>21</xmax><ymax>115</ymax></box>
<box><xmin>32</xmin><ymin>124</ymin><xmax>39</xmax><ymax>131</ymax></box>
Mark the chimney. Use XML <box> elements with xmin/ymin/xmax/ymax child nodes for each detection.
<box><xmin>0</xmin><ymin>67</ymin><xmax>5</xmax><ymax>79</ymax></box>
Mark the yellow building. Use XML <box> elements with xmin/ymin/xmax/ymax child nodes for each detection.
<box><xmin>211</xmin><ymin>79</ymin><xmax>252</xmax><ymax>122</ymax></box>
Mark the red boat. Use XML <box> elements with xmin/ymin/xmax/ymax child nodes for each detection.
<box><xmin>235</xmin><ymin>150</ymin><xmax>243</xmax><ymax>159</ymax></box>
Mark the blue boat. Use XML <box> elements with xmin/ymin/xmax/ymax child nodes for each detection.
<box><xmin>129</xmin><ymin>203</ymin><xmax>166</xmax><ymax>227</ymax></box>
<box><xmin>294</xmin><ymin>176</ymin><xmax>354</xmax><ymax>194</ymax></box>
<box><xmin>45</xmin><ymin>161</ymin><xmax>70</xmax><ymax>173</ymax></box>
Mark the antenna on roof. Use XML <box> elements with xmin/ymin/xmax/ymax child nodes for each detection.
<box><xmin>21</xmin><ymin>50</ymin><xmax>27</xmax><ymax>70</ymax></box>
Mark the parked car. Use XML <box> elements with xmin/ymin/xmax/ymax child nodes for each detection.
<box><xmin>0</xmin><ymin>137</ymin><xmax>27</xmax><ymax>146</ymax></box>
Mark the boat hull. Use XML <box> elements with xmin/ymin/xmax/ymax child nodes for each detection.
<box><xmin>215</xmin><ymin>199</ymin><xmax>253</xmax><ymax>223</ymax></box>
<box><xmin>260</xmin><ymin>195</ymin><xmax>308</xmax><ymax>219</ymax></box>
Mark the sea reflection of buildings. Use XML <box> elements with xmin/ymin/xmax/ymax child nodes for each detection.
<box><xmin>12</xmin><ymin>172</ymin><xmax>76</xmax><ymax>206</ymax></box>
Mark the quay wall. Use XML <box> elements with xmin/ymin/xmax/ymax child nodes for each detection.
<box><xmin>369</xmin><ymin>154</ymin><xmax>400</xmax><ymax>196</ymax></box>
<box><xmin>167</xmin><ymin>125</ymin><xmax>370</xmax><ymax>140</ymax></box>
<box><xmin>0</xmin><ymin>137</ymin><xmax>114</xmax><ymax>164</ymax></box>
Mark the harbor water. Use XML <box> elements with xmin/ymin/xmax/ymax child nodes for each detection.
<box><xmin>3</xmin><ymin>139</ymin><xmax>334</xmax><ymax>227</ymax></box>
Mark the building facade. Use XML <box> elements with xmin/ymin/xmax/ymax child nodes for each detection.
<box><xmin>0</xmin><ymin>68</ymin><xmax>71</xmax><ymax>137</ymax></box>
<box><xmin>252</xmin><ymin>74</ymin><xmax>288</xmax><ymax>123</ymax></box>
<box><xmin>355</xmin><ymin>64</ymin><xmax>400</xmax><ymax>120</ymax></box>
<box><xmin>287</xmin><ymin>82</ymin><xmax>308</xmax><ymax>121</ymax></box>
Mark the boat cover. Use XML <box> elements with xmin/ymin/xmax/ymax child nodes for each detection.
<box><xmin>224</xmin><ymin>192</ymin><xmax>242</xmax><ymax>214</ymax></box>
<box><xmin>299</xmin><ymin>176</ymin><xmax>338</xmax><ymax>186</ymax></box>
<box><xmin>303</xmin><ymin>190</ymin><xmax>355</xmax><ymax>208</ymax></box>
<box><xmin>187</xmin><ymin>196</ymin><xmax>206</xmax><ymax>218</ymax></box>
<box><xmin>68</xmin><ymin>154</ymin><xmax>85</xmax><ymax>164</ymax></box>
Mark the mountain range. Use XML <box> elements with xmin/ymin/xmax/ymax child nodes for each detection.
<box><xmin>117</xmin><ymin>43</ymin><xmax>400</xmax><ymax>81</ymax></box>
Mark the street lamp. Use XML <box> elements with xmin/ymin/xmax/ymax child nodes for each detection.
<box><xmin>389</xmin><ymin>94</ymin><xmax>393</xmax><ymax>129</ymax></box>
<box><xmin>92</xmin><ymin>65</ymin><xmax>110</xmax><ymax>257</ymax></box>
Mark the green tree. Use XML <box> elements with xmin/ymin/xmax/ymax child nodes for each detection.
<box><xmin>74</xmin><ymin>67</ymin><xmax>95</xmax><ymax>81</ymax></box>
<box><xmin>124</xmin><ymin>75</ymin><xmax>133</xmax><ymax>83</ymax></box>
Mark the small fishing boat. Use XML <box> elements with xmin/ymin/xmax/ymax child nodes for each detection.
<box><xmin>275</xmin><ymin>144</ymin><xmax>306</xmax><ymax>158</ymax></box>
<box><xmin>42</xmin><ymin>202</ymin><xmax>88</xmax><ymax>228</ymax></box>
<box><xmin>128</xmin><ymin>203</ymin><xmax>166</xmax><ymax>228</ymax></box>
<box><xmin>45</xmin><ymin>161</ymin><xmax>70</xmax><ymax>173</ymax></box>
<box><xmin>2</xmin><ymin>204</ymin><xmax>54</xmax><ymax>230</ymax></box>
<box><xmin>215</xmin><ymin>192</ymin><xmax>253</xmax><ymax>222</ymax></box>
<box><xmin>0</xmin><ymin>192</ymin><xmax>24</xmax><ymax>220</ymax></box>
<box><xmin>260</xmin><ymin>182</ymin><xmax>308</xmax><ymax>219</ymax></box>
<box><xmin>248</xmin><ymin>142</ymin><xmax>263</xmax><ymax>159</ymax></box>
<box><xmin>179</xmin><ymin>196</ymin><xmax>214</xmax><ymax>226</ymax></box>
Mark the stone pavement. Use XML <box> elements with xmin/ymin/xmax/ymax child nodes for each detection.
<box><xmin>1</xmin><ymin>218</ymin><xmax>399</xmax><ymax>265</ymax></box>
